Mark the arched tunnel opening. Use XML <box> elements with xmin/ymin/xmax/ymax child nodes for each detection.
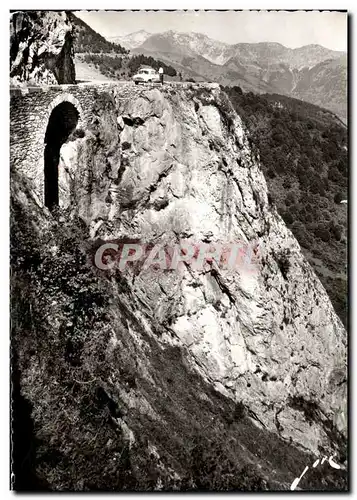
<box><xmin>44</xmin><ymin>102</ymin><xmax>79</xmax><ymax>210</ymax></box>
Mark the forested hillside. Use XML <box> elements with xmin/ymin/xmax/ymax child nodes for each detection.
<box><xmin>225</xmin><ymin>87</ymin><xmax>348</xmax><ymax>325</ymax></box>
<box><xmin>81</xmin><ymin>53</ymin><xmax>177</xmax><ymax>80</ymax></box>
<box><xmin>69</xmin><ymin>13</ymin><xmax>177</xmax><ymax>81</ymax></box>
<box><xmin>68</xmin><ymin>12</ymin><xmax>128</xmax><ymax>54</ymax></box>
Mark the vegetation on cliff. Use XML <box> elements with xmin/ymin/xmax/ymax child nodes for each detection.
<box><xmin>225</xmin><ymin>86</ymin><xmax>348</xmax><ymax>325</ymax></box>
<box><xmin>11</xmin><ymin>174</ymin><xmax>347</xmax><ymax>491</ymax></box>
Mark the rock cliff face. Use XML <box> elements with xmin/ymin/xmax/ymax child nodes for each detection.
<box><xmin>11</xmin><ymin>83</ymin><xmax>347</xmax><ymax>490</ymax></box>
<box><xmin>10</xmin><ymin>11</ymin><xmax>75</xmax><ymax>86</ymax></box>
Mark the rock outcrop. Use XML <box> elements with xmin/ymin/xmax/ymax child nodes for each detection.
<box><xmin>10</xmin><ymin>11</ymin><xmax>75</xmax><ymax>86</ymax></box>
<box><xmin>11</xmin><ymin>83</ymin><xmax>347</xmax><ymax>490</ymax></box>
<box><xmin>61</xmin><ymin>83</ymin><xmax>347</xmax><ymax>450</ymax></box>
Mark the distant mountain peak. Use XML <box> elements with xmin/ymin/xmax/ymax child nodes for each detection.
<box><xmin>128</xmin><ymin>29</ymin><xmax>151</xmax><ymax>36</ymax></box>
<box><xmin>108</xmin><ymin>30</ymin><xmax>152</xmax><ymax>49</ymax></box>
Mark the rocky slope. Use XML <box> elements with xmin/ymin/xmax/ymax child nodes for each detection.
<box><xmin>10</xmin><ymin>11</ymin><xmax>76</xmax><ymax>86</ymax></box>
<box><xmin>11</xmin><ymin>83</ymin><xmax>347</xmax><ymax>490</ymax></box>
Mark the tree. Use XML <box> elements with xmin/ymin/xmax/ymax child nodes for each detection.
<box><xmin>305</xmin><ymin>212</ymin><xmax>313</xmax><ymax>223</ymax></box>
<box><xmin>310</xmin><ymin>178</ymin><xmax>320</xmax><ymax>195</ymax></box>
<box><xmin>267</xmin><ymin>168</ymin><xmax>276</xmax><ymax>179</ymax></box>
<box><xmin>233</xmin><ymin>86</ymin><xmax>243</xmax><ymax>95</ymax></box>
<box><xmin>314</xmin><ymin>225</ymin><xmax>330</xmax><ymax>243</ymax></box>
<box><xmin>331</xmin><ymin>225</ymin><xmax>343</xmax><ymax>241</ymax></box>
<box><xmin>337</xmin><ymin>157</ymin><xmax>347</xmax><ymax>174</ymax></box>
<box><xmin>282</xmin><ymin>211</ymin><xmax>294</xmax><ymax>225</ymax></box>
<box><xmin>328</xmin><ymin>166</ymin><xmax>341</xmax><ymax>183</ymax></box>
<box><xmin>285</xmin><ymin>191</ymin><xmax>297</xmax><ymax>206</ymax></box>
<box><xmin>334</xmin><ymin>192</ymin><xmax>344</xmax><ymax>204</ymax></box>
<box><xmin>291</xmin><ymin>221</ymin><xmax>312</xmax><ymax>249</ymax></box>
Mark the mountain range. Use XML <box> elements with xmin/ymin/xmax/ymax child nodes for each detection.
<box><xmin>110</xmin><ymin>30</ymin><xmax>347</xmax><ymax>121</ymax></box>
<box><xmin>109</xmin><ymin>30</ymin><xmax>151</xmax><ymax>49</ymax></box>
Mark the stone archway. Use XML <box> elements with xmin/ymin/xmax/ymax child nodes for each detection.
<box><xmin>44</xmin><ymin>101</ymin><xmax>79</xmax><ymax>210</ymax></box>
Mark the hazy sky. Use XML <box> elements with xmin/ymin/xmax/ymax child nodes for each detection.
<box><xmin>75</xmin><ymin>10</ymin><xmax>347</xmax><ymax>51</ymax></box>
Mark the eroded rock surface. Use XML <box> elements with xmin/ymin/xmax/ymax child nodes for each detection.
<box><xmin>10</xmin><ymin>11</ymin><xmax>75</xmax><ymax>86</ymax></box>
<box><xmin>59</xmin><ymin>84</ymin><xmax>347</xmax><ymax>453</ymax></box>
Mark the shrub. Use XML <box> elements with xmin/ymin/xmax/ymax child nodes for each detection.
<box><xmin>320</xmin><ymin>209</ymin><xmax>331</xmax><ymax>222</ymax></box>
<box><xmin>334</xmin><ymin>192</ymin><xmax>344</xmax><ymax>204</ymax></box>
<box><xmin>304</xmin><ymin>212</ymin><xmax>313</xmax><ymax>223</ymax></box>
<box><xmin>285</xmin><ymin>191</ymin><xmax>297</xmax><ymax>206</ymax></box>
<box><xmin>189</xmin><ymin>437</ymin><xmax>269</xmax><ymax>491</ymax></box>
<box><xmin>330</xmin><ymin>223</ymin><xmax>343</xmax><ymax>241</ymax></box>
<box><xmin>282</xmin><ymin>211</ymin><xmax>294</xmax><ymax>225</ymax></box>
<box><xmin>291</xmin><ymin>222</ymin><xmax>312</xmax><ymax>248</ymax></box>
<box><xmin>314</xmin><ymin>226</ymin><xmax>331</xmax><ymax>242</ymax></box>
<box><xmin>275</xmin><ymin>249</ymin><xmax>291</xmax><ymax>280</ymax></box>
<box><xmin>233</xmin><ymin>402</ymin><xmax>246</xmax><ymax>420</ymax></box>
<box><xmin>233</xmin><ymin>86</ymin><xmax>243</xmax><ymax>95</ymax></box>
<box><xmin>328</xmin><ymin>166</ymin><xmax>342</xmax><ymax>183</ymax></box>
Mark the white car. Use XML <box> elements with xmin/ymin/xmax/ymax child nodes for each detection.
<box><xmin>132</xmin><ymin>68</ymin><xmax>160</xmax><ymax>84</ymax></box>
